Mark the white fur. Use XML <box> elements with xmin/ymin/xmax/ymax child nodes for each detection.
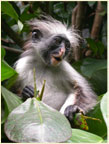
<box><xmin>28</xmin><ymin>17</ymin><xmax>80</xmax><ymax>49</ymax></box>
<box><xmin>15</xmin><ymin>16</ymin><xmax>97</xmax><ymax>113</ymax></box>
<box><xmin>60</xmin><ymin>94</ymin><xmax>76</xmax><ymax>114</ymax></box>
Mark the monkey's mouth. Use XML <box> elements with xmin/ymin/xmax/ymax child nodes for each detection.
<box><xmin>53</xmin><ymin>56</ymin><xmax>62</xmax><ymax>61</ymax></box>
<box><xmin>51</xmin><ymin>54</ymin><xmax>64</xmax><ymax>66</ymax></box>
<box><xmin>51</xmin><ymin>47</ymin><xmax>65</xmax><ymax>65</ymax></box>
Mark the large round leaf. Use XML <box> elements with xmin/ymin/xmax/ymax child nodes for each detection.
<box><xmin>67</xmin><ymin>129</ymin><xmax>103</xmax><ymax>143</ymax></box>
<box><xmin>100</xmin><ymin>93</ymin><xmax>107</xmax><ymax>126</ymax></box>
<box><xmin>5</xmin><ymin>98</ymin><xmax>72</xmax><ymax>143</ymax></box>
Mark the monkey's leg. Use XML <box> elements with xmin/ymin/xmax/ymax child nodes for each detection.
<box><xmin>22</xmin><ymin>85</ymin><xmax>34</xmax><ymax>101</ymax></box>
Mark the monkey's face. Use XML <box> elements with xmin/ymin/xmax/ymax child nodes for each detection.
<box><xmin>49</xmin><ymin>35</ymin><xmax>71</xmax><ymax>66</ymax></box>
<box><xmin>28</xmin><ymin>16</ymin><xmax>80</xmax><ymax>66</ymax></box>
<box><xmin>32</xmin><ymin>29</ymin><xmax>71</xmax><ymax>66</ymax></box>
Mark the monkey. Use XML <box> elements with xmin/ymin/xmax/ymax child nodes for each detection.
<box><xmin>14</xmin><ymin>16</ymin><xmax>97</xmax><ymax>124</ymax></box>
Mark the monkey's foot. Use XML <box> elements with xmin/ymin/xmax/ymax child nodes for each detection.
<box><xmin>64</xmin><ymin>104</ymin><xmax>84</xmax><ymax>121</ymax></box>
<box><xmin>22</xmin><ymin>85</ymin><xmax>34</xmax><ymax>101</ymax></box>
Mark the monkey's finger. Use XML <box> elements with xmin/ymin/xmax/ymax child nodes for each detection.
<box><xmin>22</xmin><ymin>86</ymin><xmax>34</xmax><ymax>96</ymax></box>
<box><xmin>24</xmin><ymin>86</ymin><xmax>34</xmax><ymax>93</ymax></box>
<box><xmin>22</xmin><ymin>91</ymin><xmax>33</xmax><ymax>101</ymax></box>
<box><xmin>22</xmin><ymin>90</ymin><xmax>34</xmax><ymax>99</ymax></box>
<box><xmin>22</xmin><ymin>89</ymin><xmax>34</xmax><ymax>98</ymax></box>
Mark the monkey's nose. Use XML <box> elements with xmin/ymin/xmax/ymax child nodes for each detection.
<box><xmin>59</xmin><ymin>47</ymin><xmax>65</xmax><ymax>58</ymax></box>
<box><xmin>52</xmin><ymin>47</ymin><xmax>65</xmax><ymax>61</ymax></box>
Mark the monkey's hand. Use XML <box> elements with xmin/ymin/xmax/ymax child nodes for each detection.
<box><xmin>64</xmin><ymin>104</ymin><xmax>84</xmax><ymax>122</ymax></box>
<box><xmin>22</xmin><ymin>85</ymin><xmax>34</xmax><ymax>101</ymax></box>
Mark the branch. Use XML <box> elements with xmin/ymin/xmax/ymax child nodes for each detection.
<box><xmin>1</xmin><ymin>38</ymin><xmax>15</xmax><ymax>44</ymax></box>
<box><xmin>75</xmin><ymin>2</ymin><xmax>87</xmax><ymax>30</ymax></box>
<box><xmin>1</xmin><ymin>18</ymin><xmax>24</xmax><ymax>47</ymax></box>
<box><xmin>91</xmin><ymin>2</ymin><xmax>104</xmax><ymax>40</ymax></box>
<box><xmin>2</xmin><ymin>45</ymin><xmax>23</xmax><ymax>54</ymax></box>
<box><xmin>72</xmin><ymin>5</ymin><xmax>78</xmax><ymax>27</ymax></box>
<box><xmin>71</xmin><ymin>3</ymin><xmax>87</xmax><ymax>61</ymax></box>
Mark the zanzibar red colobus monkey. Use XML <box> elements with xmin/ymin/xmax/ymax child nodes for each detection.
<box><xmin>15</xmin><ymin>16</ymin><xmax>97</xmax><ymax>124</ymax></box>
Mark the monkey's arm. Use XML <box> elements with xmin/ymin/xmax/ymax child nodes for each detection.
<box><xmin>60</xmin><ymin>61</ymin><xmax>97</xmax><ymax>119</ymax></box>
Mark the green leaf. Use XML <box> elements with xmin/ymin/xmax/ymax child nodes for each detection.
<box><xmin>1</xmin><ymin>101</ymin><xmax>9</xmax><ymax>124</ymax></box>
<box><xmin>81</xmin><ymin>58</ymin><xmax>107</xmax><ymax>78</ymax></box>
<box><xmin>53</xmin><ymin>2</ymin><xmax>69</xmax><ymax>18</ymax></box>
<box><xmin>86</xmin><ymin>38</ymin><xmax>98</xmax><ymax>56</ymax></box>
<box><xmin>67</xmin><ymin>129</ymin><xmax>103</xmax><ymax>143</ymax></box>
<box><xmin>87</xmin><ymin>102</ymin><xmax>107</xmax><ymax>137</ymax></box>
<box><xmin>100</xmin><ymin>93</ymin><xmax>107</xmax><ymax>126</ymax></box>
<box><xmin>1</xmin><ymin>60</ymin><xmax>17</xmax><ymax>81</ymax></box>
<box><xmin>5</xmin><ymin>98</ymin><xmax>72</xmax><ymax>143</ymax></box>
<box><xmin>5</xmin><ymin>74</ymin><xmax>18</xmax><ymax>89</ymax></box>
<box><xmin>86</xmin><ymin>38</ymin><xmax>105</xmax><ymax>57</ymax></box>
<box><xmin>90</xmin><ymin>69</ymin><xmax>107</xmax><ymax>95</ymax></box>
<box><xmin>1</xmin><ymin>1</ymin><xmax>18</xmax><ymax>21</ymax></box>
<box><xmin>1</xmin><ymin>47</ymin><xmax>6</xmax><ymax>59</ymax></box>
<box><xmin>88</xmin><ymin>2</ymin><xmax>96</xmax><ymax>7</ymax></box>
<box><xmin>1</xmin><ymin>86</ymin><xmax>22</xmax><ymax>113</ymax></box>
<box><xmin>74</xmin><ymin>113</ymin><xmax>88</xmax><ymax>130</ymax></box>
<box><xmin>96</xmin><ymin>41</ymin><xmax>105</xmax><ymax>56</ymax></box>
<box><xmin>18</xmin><ymin>20</ymin><xmax>23</xmax><ymax>32</ymax></box>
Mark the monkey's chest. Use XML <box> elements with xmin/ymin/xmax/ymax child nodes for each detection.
<box><xmin>42</xmin><ymin>85</ymin><xmax>68</xmax><ymax>111</ymax></box>
<box><xmin>23</xmin><ymin>69</ymin><xmax>71</xmax><ymax>110</ymax></box>
<box><xmin>35</xmin><ymin>78</ymin><xmax>69</xmax><ymax>110</ymax></box>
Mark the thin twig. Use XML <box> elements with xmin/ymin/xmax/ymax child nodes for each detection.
<box><xmin>2</xmin><ymin>45</ymin><xmax>23</xmax><ymax>54</ymax></box>
<box><xmin>1</xmin><ymin>38</ymin><xmax>15</xmax><ymax>44</ymax></box>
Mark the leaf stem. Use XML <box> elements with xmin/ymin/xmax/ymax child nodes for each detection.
<box><xmin>82</xmin><ymin>114</ymin><xmax>102</xmax><ymax>123</ymax></box>
<box><xmin>38</xmin><ymin>80</ymin><xmax>46</xmax><ymax>101</ymax></box>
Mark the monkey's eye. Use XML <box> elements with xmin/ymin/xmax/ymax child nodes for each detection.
<box><xmin>32</xmin><ymin>29</ymin><xmax>42</xmax><ymax>40</ymax></box>
<box><xmin>54</xmin><ymin>37</ymin><xmax>62</xmax><ymax>45</ymax></box>
<box><xmin>65</xmin><ymin>40</ymin><xmax>70</xmax><ymax>49</ymax></box>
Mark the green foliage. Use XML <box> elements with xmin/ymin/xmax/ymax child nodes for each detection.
<box><xmin>100</xmin><ymin>93</ymin><xmax>107</xmax><ymax>127</ymax></box>
<box><xmin>1</xmin><ymin>60</ymin><xmax>17</xmax><ymax>82</ymax></box>
<box><xmin>17</xmin><ymin>20</ymin><xmax>23</xmax><ymax>33</ymax></box>
<box><xmin>1</xmin><ymin>1</ymin><xmax>18</xmax><ymax>21</ymax></box>
<box><xmin>1</xmin><ymin>86</ymin><xmax>22</xmax><ymax>114</ymax></box>
<box><xmin>5</xmin><ymin>98</ymin><xmax>71</xmax><ymax>143</ymax></box>
<box><xmin>86</xmin><ymin>38</ymin><xmax>105</xmax><ymax>57</ymax></box>
<box><xmin>67</xmin><ymin>129</ymin><xmax>103</xmax><ymax>143</ymax></box>
<box><xmin>1</xmin><ymin>1</ymin><xmax>107</xmax><ymax>143</ymax></box>
<box><xmin>54</xmin><ymin>2</ymin><xmax>69</xmax><ymax>18</ymax></box>
<box><xmin>1</xmin><ymin>48</ymin><xmax>18</xmax><ymax>82</ymax></box>
<box><xmin>87</xmin><ymin>94</ymin><xmax>107</xmax><ymax>138</ymax></box>
<box><xmin>81</xmin><ymin>58</ymin><xmax>107</xmax><ymax>78</ymax></box>
<box><xmin>1</xmin><ymin>47</ymin><xmax>6</xmax><ymax>59</ymax></box>
<box><xmin>74</xmin><ymin>113</ymin><xmax>88</xmax><ymax>130</ymax></box>
<box><xmin>88</xmin><ymin>2</ymin><xmax>96</xmax><ymax>7</ymax></box>
<box><xmin>73</xmin><ymin>58</ymin><xmax>107</xmax><ymax>95</ymax></box>
<box><xmin>1</xmin><ymin>86</ymin><xmax>22</xmax><ymax>126</ymax></box>
<box><xmin>90</xmin><ymin>69</ymin><xmax>107</xmax><ymax>95</ymax></box>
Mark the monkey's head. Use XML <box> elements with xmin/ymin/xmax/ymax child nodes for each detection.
<box><xmin>25</xmin><ymin>16</ymin><xmax>80</xmax><ymax>66</ymax></box>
